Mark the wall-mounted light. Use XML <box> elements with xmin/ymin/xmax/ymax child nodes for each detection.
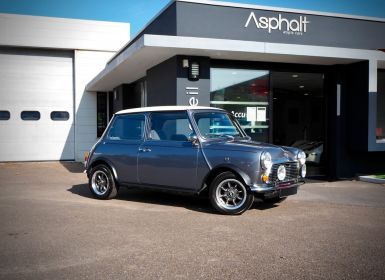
<box><xmin>189</xmin><ymin>61</ymin><xmax>200</xmax><ymax>81</ymax></box>
<box><xmin>182</xmin><ymin>59</ymin><xmax>189</xmax><ymax>68</ymax></box>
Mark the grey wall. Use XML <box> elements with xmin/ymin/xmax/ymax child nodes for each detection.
<box><xmin>175</xmin><ymin>2</ymin><xmax>385</xmax><ymax>50</ymax></box>
<box><xmin>176</xmin><ymin>56</ymin><xmax>211</xmax><ymax>107</ymax></box>
<box><xmin>112</xmin><ymin>85</ymin><xmax>124</xmax><ymax>113</ymax></box>
<box><xmin>146</xmin><ymin>57</ymin><xmax>177</xmax><ymax>106</ymax></box>
<box><xmin>145</xmin><ymin>55</ymin><xmax>210</xmax><ymax>107</ymax></box>
<box><xmin>140</xmin><ymin>2</ymin><xmax>177</xmax><ymax>37</ymax></box>
<box><xmin>325</xmin><ymin>62</ymin><xmax>385</xmax><ymax>178</ymax></box>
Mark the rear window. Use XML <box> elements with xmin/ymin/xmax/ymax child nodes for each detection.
<box><xmin>21</xmin><ymin>111</ymin><xmax>40</xmax><ymax>121</ymax></box>
<box><xmin>107</xmin><ymin>114</ymin><xmax>145</xmax><ymax>140</ymax></box>
<box><xmin>0</xmin><ymin>111</ymin><xmax>10</xmax><ymax>120</ymax></box>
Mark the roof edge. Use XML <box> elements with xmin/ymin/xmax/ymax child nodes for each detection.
<box><xmin>178</xmin><ymin>0</ymin><xmax>385</xmax><ymax>23</ymax></box>
<box><xmin>116</xmin><ymin>105</ymin><xmax>223</xmax><ymax>114</ymax></box>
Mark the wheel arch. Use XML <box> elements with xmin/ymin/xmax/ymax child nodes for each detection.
<box><xmin>87</xmin><ymin>158</ymin><xmax>119</xmax><ymax>182</ymax></box>
<box><xmin>202</xmin><ymin>164</ymin><xmax>252</xmax><ymax>193</ymax></box>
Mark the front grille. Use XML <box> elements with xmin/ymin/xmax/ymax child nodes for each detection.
<box><xmin>269</xmin><ymin>161</ymin><xmax>299</xmax><ymax>183</ymax></box>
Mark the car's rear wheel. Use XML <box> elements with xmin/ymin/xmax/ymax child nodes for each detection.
<box><xmin>209</xmin><ymin>171</ymin><xmax>254</xmax><ymax>215</ymax></box>
<box><xmin>89</xmin><ymin>164</ymin><xmax>118</xmax><ymax>199</ymax></box>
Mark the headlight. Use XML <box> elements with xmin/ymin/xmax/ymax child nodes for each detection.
<box><xmin>261</xmin><ymin>152</ymin><xmax>273</xmax><ymax>170</ymax></box>
<box><xmin>297</xmin><ymin>151</ymin><xmax>306</xmax><ymax>165</ymax></box>
<box><xmin>277</xmin><ymin>165</ymin><xmax>286</xmax><ymax>181</ymax></box>
<box><xmin>301</xmin><ymin>164</ymin><xmax>307</xmax><ymax>178</ymax></box>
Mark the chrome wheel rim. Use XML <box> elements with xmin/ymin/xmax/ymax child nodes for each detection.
<box><xmin>91</xmin><ymin>170</ymin><xmax>110</xmax><ymax>195</ymax></box>
<box><xmin>216</xmin><ymin>179</ymin><xmax>247</xmax><ymax>210</ymax></box>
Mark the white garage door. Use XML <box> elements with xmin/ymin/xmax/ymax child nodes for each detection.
<box><xmin>0</xmin><ymin>48</ymin><xmax>74</xmax><ymax>161</ymax></box>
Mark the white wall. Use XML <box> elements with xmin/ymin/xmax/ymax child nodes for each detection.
<box><xmin>0</xmin><ymin>13</ymin><xmax>130</xmax><ymax>162</ymax></box>
<box><xmin>0</xmin><ymin>13</ymin><xmax>129</xmax><ymax>51</ymax></box>
<box><xmin>74</xmin><ymin>50</ymin><xmax>116</xmax><ymax>161</ymax></box>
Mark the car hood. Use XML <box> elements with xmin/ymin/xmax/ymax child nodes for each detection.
<box><xmin>203</xmin><ymin>139</ymin><xmax>300</xmax><ymax>162</ymax></box>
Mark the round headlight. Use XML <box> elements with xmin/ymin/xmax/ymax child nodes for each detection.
<box><xmin>277</xmin><ymin>165</ymin><xmax>286</xmax><ymax>181</ymax></box>
<box><xmin>261</xmin><ymin>152</ymin><xmax>273</xmax><ymax>170</ymax></box>
<box><xmin>297</xmin><ymin>151</ymin><xmax>306</xmax><ymax>165</ymax></box>
<box><xmin>301</xmin><ymin>164</ymin><xmax>307</xmax><ymax>178</ymax></box>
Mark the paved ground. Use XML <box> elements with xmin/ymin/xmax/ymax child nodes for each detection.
<box><xmin>0</xmin><ymin>162</ymin><xmax>384</xmax><ymax>280</ymax></box>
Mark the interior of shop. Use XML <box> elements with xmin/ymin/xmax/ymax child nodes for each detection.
<box><xmin>272</xmin><ymin>72</ymin><xmax>325</xmax><ymax>176</ymax></box>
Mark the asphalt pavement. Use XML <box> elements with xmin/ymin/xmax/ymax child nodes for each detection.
<box><xmin>0</xmin><ymin>162</ymin><xmax>384</xmax><ymax>280</ymax></box>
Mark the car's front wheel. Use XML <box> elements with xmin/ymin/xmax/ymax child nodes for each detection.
<box><xmin>209</xmin><ymin>172</ymin><xmax>254</xmax><ymax>215</ymax></box>
<box><xmin>88</xmin><ymin>164</ymin><xmax>118</xmax><ymax>199</ymax></box>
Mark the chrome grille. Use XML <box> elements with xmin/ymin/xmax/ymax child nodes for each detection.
<box><xmin>269</xmin><ymin>161</ymin><xmax>299</xmax><ymax>182</ymax></box>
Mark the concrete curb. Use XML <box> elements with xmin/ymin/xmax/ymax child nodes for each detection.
<box><xmin>359</xmin><ymin>175</ymin><xmax>385</xmax><ymax>184</ymax></box>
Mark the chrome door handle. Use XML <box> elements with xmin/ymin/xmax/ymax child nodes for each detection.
<box><xmin>139</xmin><ymin>147</ymin><xmax>151</xmax><ymax>152</ymax></box>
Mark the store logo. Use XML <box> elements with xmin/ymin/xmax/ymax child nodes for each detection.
<box><xmin>244</xmin><ymin>12</ymin><xmax>309</xmax><ymax>35</ymax></box>
<box><xmin>231</xmin><ymin>111</ymin><xmax>246</xmax><ymax>118</ymax></box>
<box><xmin>186</xmin><ymin>87</ymin><xmax>199</xmax><ymax>106</ymax></box>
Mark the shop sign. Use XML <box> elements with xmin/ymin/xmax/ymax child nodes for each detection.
<box><xmin>244</xmin><ymin>12</ymin><xmax>310</xmax><ymax>35</ymax></box>
<box><xmin>186</xmin><ymin>87</ymin><xmax>199</xmax><ymax>106</ymax></box>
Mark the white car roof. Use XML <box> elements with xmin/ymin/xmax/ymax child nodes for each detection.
<box><xmin>115</xmin><ymin>106</ymin><xmax>224</xmax><ymax>115</ymax></box>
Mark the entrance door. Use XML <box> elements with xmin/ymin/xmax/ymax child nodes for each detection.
<box><xmin>272</xmin><ymin>72</ymin><xmax>325</xmax><ymax>176</ymax></box>
<box><xmin>137</xmin><ymin>111</ymin><xmax>199</xmax><ymax>190</ymax></box>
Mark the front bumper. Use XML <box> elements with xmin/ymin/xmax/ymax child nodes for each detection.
<box><xmin>250</xmin><ymin>179</ymin><xmax>305</xmax><ymax>198</ymax></box>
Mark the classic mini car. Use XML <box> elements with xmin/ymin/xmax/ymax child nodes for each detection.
<box><xmin>85</xmin><ymin>106</ymin><xmax>306</xmax><ymax>215</ymax></box>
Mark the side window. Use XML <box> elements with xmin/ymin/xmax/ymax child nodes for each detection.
<box><xmin>149</xmin><ymin>112</ymin><xmax>193</xmax><ymax>141</ymax></box>
<box><xmin>107</xmin><ymin>114</ymin><xmax>145</xmax><ymax>140</ymax></box>
<box><xmin>21</xmin><ymin>111</ymin><xmax>40</xmax><ymax>121</ymax></box>
<box><xmin>0</xmin><ymin>111</ymin><xmax>10</xmax><ymax>120</ymax></box>
<box><xmin>51</xmin><ymin>111</ymin><xmax>69</xmax><ymax>121</ymax></box>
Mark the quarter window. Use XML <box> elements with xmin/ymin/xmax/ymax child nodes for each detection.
<box><xmin>21</xmin><ymin>111</ymin><xmax>40</xmax><ymax>121</ymax></box>
<box><xmin>149</xmin><ymin>112</ymin><xmax>193</xmax><ymax>141</ymax></box>
<box><xmin>107</xmin><ymin>114</ymin><xmax>145</xmax><ymax>140</ymax></box>
<box><xmin>0</xmin><ymin>110</ymin><xmax>10</xmax><ymax>120</ymax></box>
<box><xmin>51</xmin><ymin>111</ymin><xmax>69</xmax><ymax>121</ymax></box>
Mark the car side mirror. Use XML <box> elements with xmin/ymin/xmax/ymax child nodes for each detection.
<box><xmin>188</xmin><ymin>133</ymin><xmax>199</xmax><ymax>146</ymax></box>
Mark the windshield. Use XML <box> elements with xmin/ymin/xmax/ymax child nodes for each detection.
<box><xmin>193</xmin><ymin>111</ymin><xmax>246</xmax><ymax>139</ymax></box>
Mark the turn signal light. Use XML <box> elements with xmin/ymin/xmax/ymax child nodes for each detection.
<box><xmin>84</xmin><ymin>151</ymin><xmax>89</xmax><ymax>162</ymax></box>
<box><xmin>261</xmin><ymin>174</ymin><xmax>269</xmax><ymax>183</ymax></box>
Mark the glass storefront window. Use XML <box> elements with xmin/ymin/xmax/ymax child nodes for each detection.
<box><xmin>377</xmin><ymin>70</ymin><xmax>385</xmax><ymax>143</ymax></box>
<box><xmin>210</xmin><ymin>68</ymin><xmax>270</xmax><ymax>142</ymax></box>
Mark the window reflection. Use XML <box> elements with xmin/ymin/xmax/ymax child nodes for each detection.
<box><xmin>210</xmin><ymin>68</ymin><xmax>270</xmax><ymax>142</ymax></box>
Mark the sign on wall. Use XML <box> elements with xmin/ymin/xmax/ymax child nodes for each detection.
<box><xmin>244</xmin><ymin>12</ymin><xmax>309</xmax><ymax>36</ymax></box>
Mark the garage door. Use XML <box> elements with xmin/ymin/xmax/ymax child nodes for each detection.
<box><xmin>0</xmin><ymin>48</ymin><xmax>74</xmax><ymax>161</ymax></box>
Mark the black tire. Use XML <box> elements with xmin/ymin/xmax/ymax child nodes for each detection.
<box><xmin>264</xmin><ymin>196</ymin><xmax>287</xmax><ymax>204</ymax></box>
<box><xmin>209</xmin><ymin>171</ymin><xmax>254</xmax><ymax>215</ymax></box>
<box><xmin>88</xmin><ymin>164</ymin><xmax>118</xmax><ymax>199</ymax></box>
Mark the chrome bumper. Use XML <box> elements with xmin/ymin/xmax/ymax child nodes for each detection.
<box><xmin>250</xmin><ymin>179</ymin><xmax>305</xmax><ymax>193</ymax></box>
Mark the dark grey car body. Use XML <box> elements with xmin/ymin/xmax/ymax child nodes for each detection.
<box><xmin>85</xmin><ymin>106</ymin><xmax>305</xmax><ymax>202</ymax></box>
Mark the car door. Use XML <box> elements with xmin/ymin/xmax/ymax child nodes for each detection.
<box><xmin>102</xmin><ymin>113</ymin><xmax>145</xmax><ymax>184</ymax></box>
<box><xmin>137</xmin><ymin>111</ymin><xmax>199</xmax><ymax>190</ymax></box>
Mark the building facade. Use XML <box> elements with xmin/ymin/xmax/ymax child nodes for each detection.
<box><xmin>0</xmin><ymin>13</ymin><xmax>130</xmax><ymax>162</ymax></box>
<box><xmin>1</xmin><ymin>0</ymin><xmax>384</xmax><ymax>179</ymax></box>
<box><xmin>87</xmin><ymin>0</ymin><xmax>385</xmax><ymax>179</ymax></box>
